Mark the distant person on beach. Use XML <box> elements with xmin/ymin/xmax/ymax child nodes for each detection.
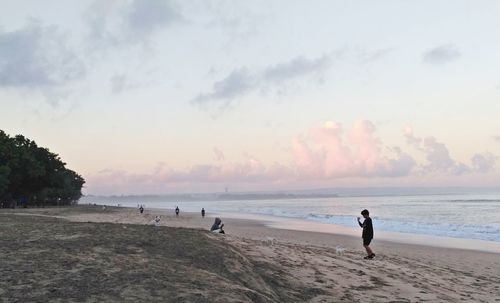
<box><xmin>210</xmin><ymin>217</ymin><xmax>225</xmax><ymax>234</ymax></box>
<box><xmin>139</xmin><ymin>205</ymin><xmax>144</xmax><ymax>214</ymax></box>
<box><xmin>358</xmin><ymin>209</ymin><xmax>375</xmax><ymax>259</ymax></box>
<box><xmin>201</xmin><ymin>208</ymin><xmax>205</xmax><ymax>218</ymax></box>
<box><xmin>175</xmin><ymin>206</ymin><xmax>180</xmax><ymax>217</ymax></box>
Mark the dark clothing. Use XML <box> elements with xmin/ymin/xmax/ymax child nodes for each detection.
<box><xmin>358</xmin><ymin>217</ymin><xmax>373</xmax><ymax>240</ymax></box>
<box><xmin>211</xmin><ymin>217</ymin><xmax>223</xmax><ymax>231</ymax></box>
<box><xmin>363</xmin><ymin>238</ymin><xmax>372</xmax><ymax>246</ymax></box>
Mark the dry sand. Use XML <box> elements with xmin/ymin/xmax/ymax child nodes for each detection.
<box><xmin>1</xmin><ymin>206</ymin><xmax>499</xmax><ymax>302</ymax></box>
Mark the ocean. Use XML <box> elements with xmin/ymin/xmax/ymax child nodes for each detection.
<box><xmin>82</xmin><ymin>188</ymin><xmax>500</xmax><ymax>244</ymax></box>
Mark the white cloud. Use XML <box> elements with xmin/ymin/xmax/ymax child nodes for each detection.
<box><xmin>422</xmin><ymin>44</ymin><xmax>461</xmax><ymax>65</ymax></box>
<box><xmin>192</xmin><ymin>67</ymin><xmax>256</xmax><ymax>108</ymax></box>
<box><xmin>192</xmin><ymin>54</ymin><xmax>333</xmax><ymax>108</ymax></box>
<box><xmin>200</xmin><ymin>1</ymin><xmax>267</xmax><ymax>41</ymax></box>
<box><xmin>262</xmin><ymin>55</ymin><xmax>330</xmax><ymax>83</ymax></box>
<box><xmin>403</xmin><ymin>126</ymin><xmax>423</xmax><ymax>148</ymax></box>
<box><xmin>0</xmin><ymin>19</ymin><xmax>85</xmax><ymax>100</ymax></box>
<box><xmin>405</xmin><ymin>127</ymin><xmax>496</xmax><ymax>174</ymax></box>
<box><xmin>471</xmin><ymin>153</ymin><xmax>496</xmax><ymax>173</ymax></box>
<box><xmin>109</xmin><ymin>74</ymin><xmax>140</xmax><ymax>94</ymax></box>
<box><xmin>128</xmin><ymin>0</ymin><xmax>182</xmax><ymax>34</ymax></box>
<box><xmin>356</xmin><ymin>47</ymin><xmax>394</xmax><ymax>64</ymax></box>
<box><xmin>421</xmin><ymin>136</ymin><xmax>469</xmax><ymax>174</ymax></box>
<box><xmin>85</xmin><ymin>0</ymin><xmax>183</xmax><ymax>50</ymax></box>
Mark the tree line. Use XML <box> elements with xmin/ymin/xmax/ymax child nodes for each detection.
<box><xmin>0</xmin><ymin>130</ymin><xmax>85</xmax><ymax>207</ymax></box>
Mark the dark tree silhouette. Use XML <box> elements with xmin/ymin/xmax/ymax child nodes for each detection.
<box><xmin>0</xmin><ymin>130</ymin><xmax>85</xmax><ymax>207</ymax></box>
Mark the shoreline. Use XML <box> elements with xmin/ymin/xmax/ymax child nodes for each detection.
<box><xmin>2</xmin><ymin>205</ymin><xmax>500</xmax><ymax>302</ymax></box>
<box><xmin>83</xmin><ymin>196</ymin><xmax>500</xmax><ymax>253</ymax></box>
<box><xmin>11</xmin><ymin>204</ymin><xmax>500</xmax><ymax>254</ymax></box>
<box><xmin>81</xmin><ymin>191</ymin><xmax>500</xmax><ymax>247</ymax></box>
<box><xmin>154</xmin><ymin>207</ymin><xmax>500</xmax><ymax>254</ymax></box>
<box><xmin>57</xmin><ymin>205</ymin><xmax>500</xmax><ymax>260</ymax></box>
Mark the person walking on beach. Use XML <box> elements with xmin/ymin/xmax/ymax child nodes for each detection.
<box><xmin>201</xmin><ymin>208</ymin><xmax>205</xmax><ymax>218</ymax></box>
<box><xmin>175</xmin><ymin>206</ymin><xmax>180</xmax><ymax>217</ymax></box>
<box><xmin>357</xmin><ymin>209</ymin><xmax>375</xmax><ymax>259</ymax></box>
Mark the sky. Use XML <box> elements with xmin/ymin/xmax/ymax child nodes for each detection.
<box><xmin>1</xmin><ymin>0</ymin><xmax>500</xmax><ymax>195</ymax></box>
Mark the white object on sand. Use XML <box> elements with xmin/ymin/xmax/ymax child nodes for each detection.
<box><xmin>335</xmin><ymin>245</ymin><xmax>346</xmax><ymax>255</ymax></box>
<box><xmin>150</xmin><ymin>216</ymin><xmax>161</xmax><ymax>226</ymax></box>
<box><xmin>263</xmin><ymin>236</ymin><xmax>277</xmax><ymax>246</ymax></box>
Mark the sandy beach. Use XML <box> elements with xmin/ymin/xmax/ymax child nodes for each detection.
<box><xmin>1</xmin><ymin>206</ymin><xmax>499</xmax><ymax>302</ymax></box>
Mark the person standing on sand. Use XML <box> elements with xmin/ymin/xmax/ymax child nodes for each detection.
<box><xmin>139</xmin><ymin>205</ymin><xmax>144</xmax><ymax>214</ymax></box>
<box><xmin>201</xmin><ymin>208</ymin><xmax>205</xmax><ymax>218</ymax></box>
<box><xmin>357</xmin><ymin>209</ymin><xmax>375</xmax><ymax>259</ymax></box>
<box><xmin>175</xmin><ymin>206</ymin><xmax>180</xmax><ymax>217</ymax></box>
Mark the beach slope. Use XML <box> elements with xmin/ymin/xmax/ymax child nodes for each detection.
<box><xmin>1</xmin><ymin>206</ymin><xmax>499</xmax><ymax>302</ymax></box>
<box><xmin>0</xmin><ymin>211</ymin><xmax>321</xmax><ymax>302</ymax></box>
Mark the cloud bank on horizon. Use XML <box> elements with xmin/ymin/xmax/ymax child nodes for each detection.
<box><xmin>1</xmin><ymin>1</ymin><xmax>500</xmax><ymax>194</ymax></box>
<box><xmin>86</xmin><ymin>120</ymin><xmax>497</xmax><ymax>195</ymax></box>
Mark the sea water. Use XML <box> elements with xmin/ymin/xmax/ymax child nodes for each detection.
<box><xmin>83</xmin><ymin>188</ymin><xmax>500</xmax><ymax>243</ymax></box>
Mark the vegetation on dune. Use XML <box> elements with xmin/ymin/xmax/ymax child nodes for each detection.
<box><xmin>0</xmin><ymin>212</ymin><xmax>322</xmax><ymax>302</ymax></box>
<box><xmin>0</xmin><ymin>130</ymin><xmax>84</xmax><ymax>207</ymax></box>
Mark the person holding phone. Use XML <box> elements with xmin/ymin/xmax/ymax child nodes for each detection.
<box><xmin>358</xmin><ymin>209</ymin><xmax>375</xmax><ymax>259</ymax></box>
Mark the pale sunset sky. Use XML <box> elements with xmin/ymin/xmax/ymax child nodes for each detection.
<box><xmin>1</xmin><ymin>1</ymin><xmax>500</xmax><ymax>195</ymax></box>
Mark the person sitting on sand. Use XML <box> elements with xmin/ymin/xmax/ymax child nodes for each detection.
<box><xmin>357</xmin><ymin>209</ymin><xmax>375</xmax><ymax>259</ymax></box>
<box><xmin>201</xmin><ymin>208</ymin><xmax>205</xmax><ymax>218</ymax></box>
<box><xmin>175</xmin><ymin>206</ymin><xmax>180</xmax><ymax>217</ymax></box>
<box><xmin>210</xmin><ymin>217</ymin><xmax>225</xmax><ymax>234</ymax></box>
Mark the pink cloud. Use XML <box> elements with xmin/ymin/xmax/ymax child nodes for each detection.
<box><xmin>85</xmin><ymin>121</ymin><xmax>498</xmax><ymax>195</ymax></box>
<box><xmin>292</xmin><ymin>120</ymin><xmax>415</xmax><ymax>179</ymax></box>
<box><xmin>405</xmin><ymin>127</ymin><xmax>496</xmax><ymax>175</ymax></box>
<box><xmin>86</xmin><ymin>156</ymin><xmax>295</xmax><ymax>194</ymax></box>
